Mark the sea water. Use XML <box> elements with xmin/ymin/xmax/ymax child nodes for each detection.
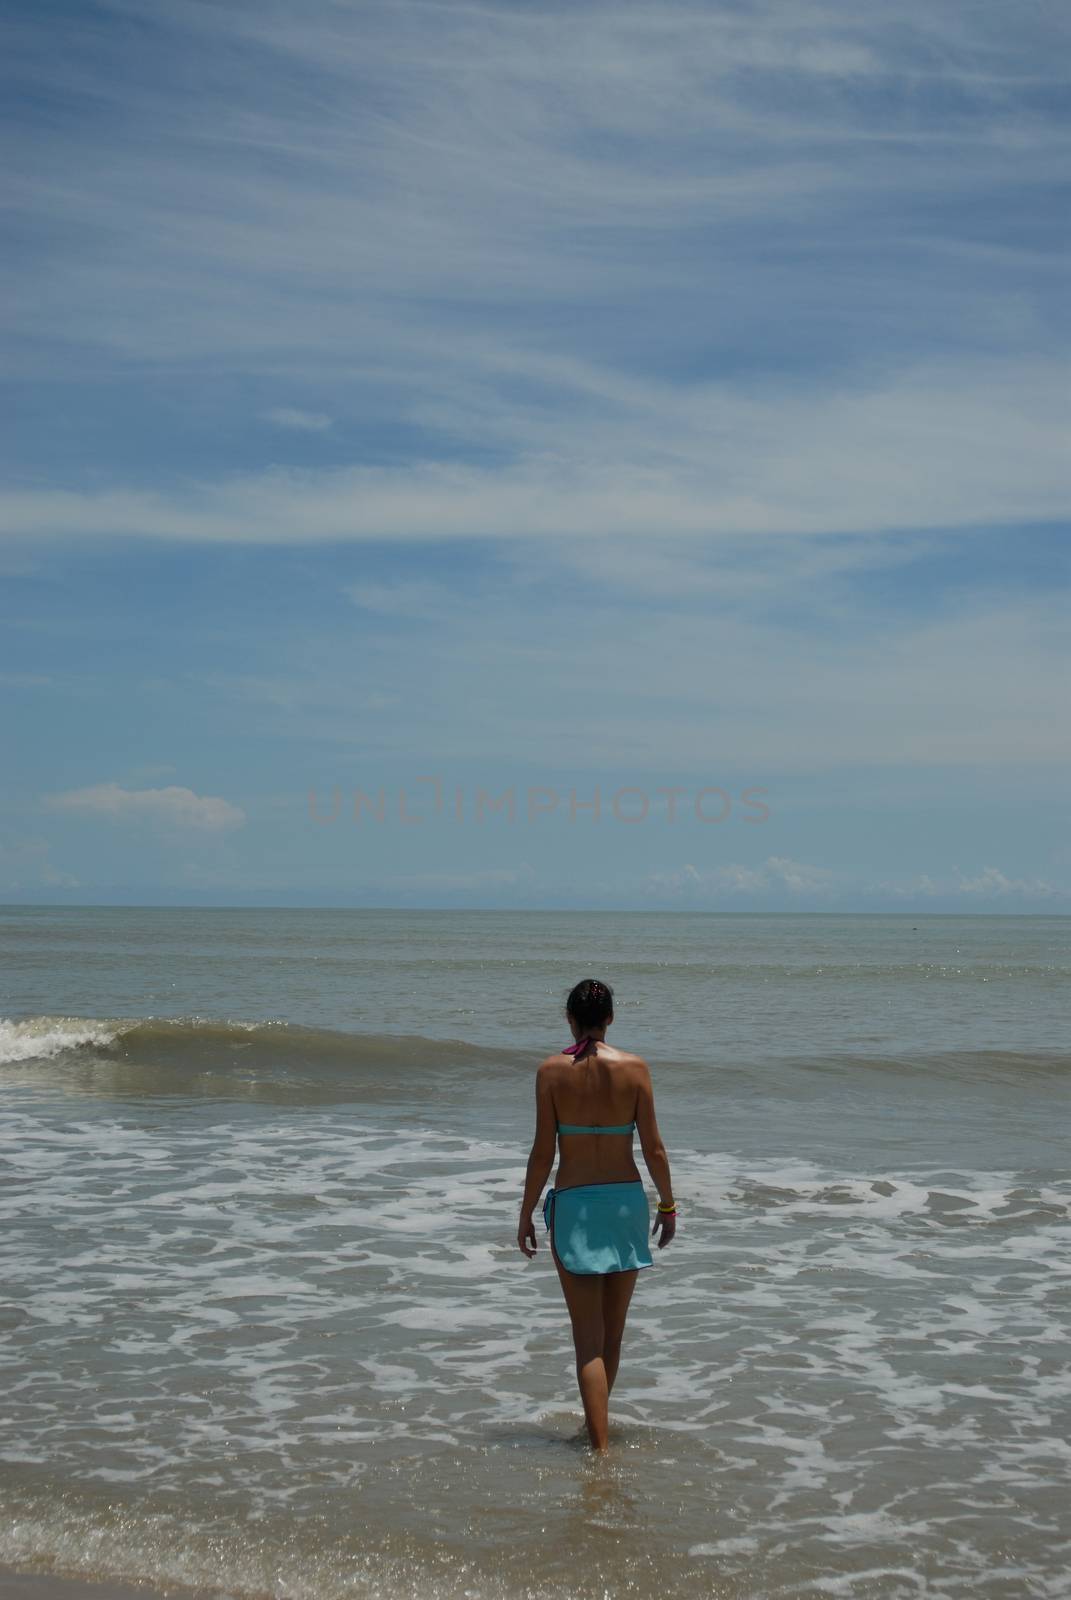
<box><xmin>1</xmin><ymin>908</ymin><xmax>1069</xmax><ymax>1600</ymax></box>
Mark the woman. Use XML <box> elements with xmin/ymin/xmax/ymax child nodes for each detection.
<box><xmin>517</xmin><ymin>977</ymin><xmax>677</xmax><ymax>1450</ymax></box>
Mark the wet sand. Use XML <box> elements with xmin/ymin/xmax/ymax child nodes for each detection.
<box><xmin>0</xmin><ymin>1572</ymin><xmax>219</xmax><ymax>1600</ymax></box>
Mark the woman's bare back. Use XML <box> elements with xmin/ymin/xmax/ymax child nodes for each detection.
<box><xmin>545</xmin><ymin>1041</ymin><xmax>646</xmax><ymax>1190</ymax></box>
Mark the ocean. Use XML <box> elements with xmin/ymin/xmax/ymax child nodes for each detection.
<box><xmin>1</xmin><ymin>907</ymin><xmax>1068</xmax><ymax>1600</ymax></box>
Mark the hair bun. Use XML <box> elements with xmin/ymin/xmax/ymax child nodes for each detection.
<box><xmin>565</xmin><ymin>977</ymin><xmax>614</xmax><ymax>1029</ymax></box>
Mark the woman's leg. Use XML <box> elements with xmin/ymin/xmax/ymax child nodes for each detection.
<box><xmin>601</xmin><ymin>1269</ymin><xmax>638</xmax><ymax>1395</ymax></box>
<box><xmin>553</xmin><ymin>1252</ymin><xmax>610</xmax><ymax>1449</ymax></box>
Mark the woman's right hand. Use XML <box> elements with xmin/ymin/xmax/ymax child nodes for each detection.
<box><xmin>652</xmin><ymin>1210</ymin><xmax>677</xmax><ymax>1249</ymax></box>
<box><xmin>518</xmin><ymin>1213</ymin><xmax>538</xmax><ymax>1258</ymax></box>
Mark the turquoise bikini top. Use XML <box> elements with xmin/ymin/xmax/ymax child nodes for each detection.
<box><xmin>557</xmin><ymin>1036</ymin><xmax>635</xmax><ymax>1136</ymax></box>
<box><xmin>557</xmin><ymin>1121</ymin><xmax>636</xmax><ymax>1136</ymax></box>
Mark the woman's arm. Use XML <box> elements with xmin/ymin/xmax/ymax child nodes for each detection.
<box><xmin>517</xmin><ymin>1062</ymin><xmax>557</xmax><ymax>1258</ymax></box>
<box><xmin>634</xmin><ymin>1060</ymin><xmax>676</xmax><ymax>1248</ymax></box>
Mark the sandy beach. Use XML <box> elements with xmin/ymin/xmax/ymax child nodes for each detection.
<box><xmin>0</xmin><ymin>1572</ymin><xmax>197</xmax><ymax>1600</ymax></box>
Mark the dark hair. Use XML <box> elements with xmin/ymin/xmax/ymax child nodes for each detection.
<box><xmin>566</xmin><ymin>978</ymin><xmax>614</xmax><ymax>1030</ymax></box>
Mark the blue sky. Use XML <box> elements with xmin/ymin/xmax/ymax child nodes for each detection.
<box><xmin>2</xmin><ymin>0</ymin><xmax>1069</xmax><ymax>910</ymax></box>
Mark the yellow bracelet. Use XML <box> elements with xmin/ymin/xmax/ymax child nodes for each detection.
<box><xmin>657</xmin><ymin>1201</ymin><xmax>677</xmax><ymax>1213</ymax></box>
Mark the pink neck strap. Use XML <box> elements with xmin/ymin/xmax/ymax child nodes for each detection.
<box><xmin>563</xmin><ymin>1037</ymin><xmax>595</xmax><ymax>1057</ymax></box>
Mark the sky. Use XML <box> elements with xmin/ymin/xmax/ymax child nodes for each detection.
<box><xmin>2</xmin><ymin>0</ymin><xmax>1069</xmax><ymax>911</ymax></box>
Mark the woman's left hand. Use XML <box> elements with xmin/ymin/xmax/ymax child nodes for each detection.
<box><xmin>518</xmin><ymin>1213</ymin><xmax>538</xmax><ymax>1258</ymax></box>
<box><xmin>652</xmin><ymin>1211</ymin><xmax>677</xmax><ymax>1249</ymax></box>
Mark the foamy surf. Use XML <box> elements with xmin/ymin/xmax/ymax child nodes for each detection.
<box><xmin>2</xmin><ymin>1093</ymin><xmax>1069</xmax><ymax>1599</ymax></box>
<box><xmin>0</xmin><ymin>1014</ymin><xmax>515</xmax><ymax>1078</ymax></box>
<box><xmin>0</xmin><ymin>1016</ymin><xmax>123</xmax><ymax>1065</ymax></box>
<box><xmin>2</xmin><ymin>906</ymin><xmax>1070</xmax><ymax>1600</ymax></box>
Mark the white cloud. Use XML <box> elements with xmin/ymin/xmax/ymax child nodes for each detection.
<box><xmin>0</xmin><ymin>0</ymin><xmax>1064</xmax><ymax>676</ymax></box>
<box><xmin>2</xmin><ymin>354</ymin><xmax>1067</xmax><ymax>544</ymax></box>
<box><xmin>344</xmin><ymin>580</ymin><xmax>454</xmax><ymax>619</ymax></box>
<box><xmin>44</xmin><ymin>782</ymin><xmax>245</xmax><ymax>832</ymax></box>
<box><xmin>4</xmin><ymin>1</ymin><xmax>1068</xmax><ymax>553</ymax></box>
<box><xmin>646</xmin><ymin>857</ymin><xmax>836</xmax><ymax>898</ymax></box>
<box><xmin>263</xmin><ymin>407</ymin><xmax>332</xmax><ymax>432</ymax></box>
<box><xmin>872</xmin><ymin>866</ymin><xmax>1064</xmax><ymax>901</ymax></box>
<box><xmin>646</xmin><ymin>859</ymin><xmax>1068</xmax><ymax>905</ymax></box>
<box><xmin>951</xmin><ymin>865</ymin><xmax>1059</xmax><ymax>899</ymax></box>
<box><xmin>4</xmin><ymin>1</ymin><xmax>1069</xmax><ymax>906</ymax></box>
<box><xmin>199</xmin><ymin>579</ymin><xmax>1071</xmax><ymax>775</ymax></box>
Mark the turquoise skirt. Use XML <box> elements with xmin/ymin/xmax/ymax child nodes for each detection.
<box><xmin>542</xmin><ymin>1179</ymin><xmax>654</xmax><ymax>1277</ymax></box>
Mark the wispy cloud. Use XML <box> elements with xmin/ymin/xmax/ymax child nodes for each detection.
<box><xmin>199</xmin><ymin>579</ymin><xmax>1071</xmax><ymax>774</ymax></box>
<box><xmin>3</xmin><ymin>354</ymin><xmax>1067</xmax><ymax>543</ymax></box>
<box><xmin>263</xmin><ymin>407</ymin><xmax>333</xmax><ymax>433</ymax></box>
<box><xmin>44</xmin><ymin>783</ymin><xmax>245</xmax><ymax>832</ymax></box>
<box><xmin>3</xmin><ymin>1</ymin><xmax>1067</xmax><ymax>546</ymax></box>
<box><xmin>646</xmin><ymin>857</ymin><xmax>837</xmax><ymax>899</ymax></box>
<box><xmin>344</xmin><ymin>580</ymin><xmax>456</xmax><ymax>619</ymax></box>
<box><xmin>4</xmin><ymin>1</ymin><xmax>1069</xmax><ymax>905</ymax></box>
<box><xmin>877</xmin><ymin>866</ymin><xmax>1063</xmax><ymax>901</ymax></box>
<box><xmin>644</xmin><ymin>859</ymin><xmax>1068</xmax><ymax>907</ymax></box>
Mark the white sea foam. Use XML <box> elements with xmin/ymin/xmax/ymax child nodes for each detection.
<box><xmin>0</xmin><ymin>1014</ymin><xmax>123</xmax><ymax>1064</ymax></box>
<box><xmin>1</xmin><ymin>1099</ymin><xmax>1069</xmax><ymax>1600</ymax></box>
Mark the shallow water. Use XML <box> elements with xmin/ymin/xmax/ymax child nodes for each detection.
<box><xmin>1</xmin><ymin>909</ymin><xmax>1069</xmax><ymax>1599</ymax></box>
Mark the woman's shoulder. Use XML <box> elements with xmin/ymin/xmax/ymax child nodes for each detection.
<box><xmin>628</xmin><ymin>1048</ymin><xmax>653</xmax><ymax>1068</ymax></box>
<box><xmin>536</xmin><ymin>1044</ymin><xmax>650</xmax><ymax>1074</ymax></box>
<box><xmin>605</xmin><ymin>1047</ymin><xmax>652</xmax><ymax>1085</ymax></box>
<box><xmin>600</xmin><ymin>1044</ymin><xmax>651</xmax><ymax>1076</ymax></box>
<box><xmin>589</xmin><ymin>1038</ymin><xmax>641</xmax><ymax>1059</ymax></box>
